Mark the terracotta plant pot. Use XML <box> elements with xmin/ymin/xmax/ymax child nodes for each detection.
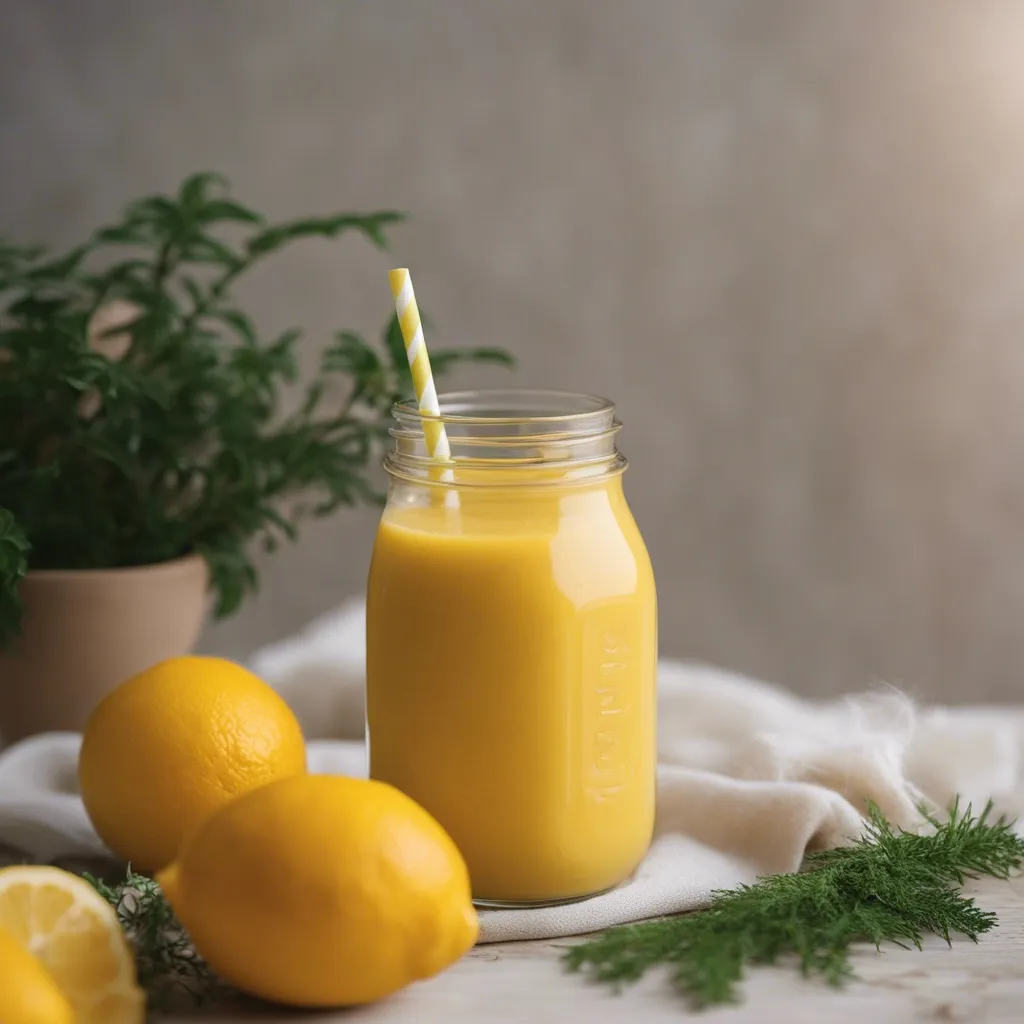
<box><xmin>0</xmin><ymin>554</ymin><xmax>209</xmax><ymax>744</ymax></box>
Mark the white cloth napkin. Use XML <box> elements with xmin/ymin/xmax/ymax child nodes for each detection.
<box><xmin>1</xmin><ymin>598</ymin><xmax>1022</xmax><ymax>945</ymax></box>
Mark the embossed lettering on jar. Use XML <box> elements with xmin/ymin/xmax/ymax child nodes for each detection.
<box><xmin>366</xmin><ymin>390</ymin><xmax>657</xmax><ymax>906</ymax></box>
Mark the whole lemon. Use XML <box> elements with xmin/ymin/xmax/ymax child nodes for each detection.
<box><xmin>157</xmin><ymin>773</ymin><xmax>478</xmax><ymax>1007</ymax></box>
<box><xmin>79</xmin><ymin>656</ymin><xmax>306</xmax><ymax>872</ymax></box>
<box><xmin>0</xmin><ymin>925</ymin><xmax>74</xmax><ymax>1024</ymax></box>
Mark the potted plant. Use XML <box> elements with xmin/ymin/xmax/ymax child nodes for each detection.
<box><xmin>0</xmin><ymin>173</ymin><xmax>512</xmax><ymax>742</ymax></box>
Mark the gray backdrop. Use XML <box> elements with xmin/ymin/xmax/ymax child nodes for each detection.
<box><xmin>4</xmin><ymin>0</ymin><xmax>1024</xmax><ymax>703</ymax></box>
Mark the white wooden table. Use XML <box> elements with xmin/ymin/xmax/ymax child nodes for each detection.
<box><xmin>173</xmin><ymin>874</ymin><xmax>1024</xmax><ymax>1024</ymax></box>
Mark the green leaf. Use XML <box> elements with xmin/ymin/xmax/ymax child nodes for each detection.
<box><xmin>179</xmin><ymin>236</ymin><xmax>241</xmax><ymax>268</ymax></box>
<box><xmin>24</xmin><ymin>244</ymin><xmax>92</xmax><ymax>281</ymax></box>
<box><xmin>324</xmin><ymin>331</ymin><xmax>382</xmax><ymax>378</ymax></box>
<box><xmin>256</xmin><ymin>504</ymin><xmax>298</xmax><ymax>542</ymax></box>
<box><xmin>0</xmin><ymin>507</ymin><xmax>29</xmax><ymax>645</ymax></box>
<box><xmin>207</xmin><ymin>308</ymin><xmax>259</xmax><ymax>346</ymax></box>
<box><xmin>246</xmin><ymin>211</ymin><xmax>406</xmax><ymax>255</ymax></box>
<box><xmin>267</xmin><ymin>327</ymin><xmax>302</xmax><ymax>368</ymax></box>
<box><xmin>94</xmin><ymin>224</ymin><xmax>154</xmax><ymax>245</ymax></box>
<box><xmin>89</xmin><ymin>259</ymin><xmax>152</xmax><ymax>287</ymax></box>
<box><xmin>296</xmin><ymin>378</ymin><xmax>326</xmax><ymax>418</ymax></box>
<box><xmin>200</xmin><ymin>544</ymin><xmax>259</xmax><ymax>618</ymax></box>
<box><xmin>264</xmin><ymin>333</ymin><xmax>299</xmax><ymax>382</ymax></box>
<box><xmin>195</xmin><ymin>200</ymin><xmax>264</xmax><ymax>225</ymax></box>
<box><xmin>181</xmin><ymin>277</ymin><xmax>205</xmax><ymax>309</ymax></box>
<box><xmin>178</xmin><ymin>172</ymin><xmax>228</xmax><ymax>210</ymax></box>
<box><xmin>0</xmin><ymin>242</ymin><xmax>46</xmax><ymax>266</ymax></box>
<box><xmin>124</xmin><ymin>195</ymin><xmax>181</xmax><ymax>227</ymax></box>
<box><xmin>7</xmin><ymin>295</ymin><xmax>69</xmax><ymax>321</ymax></box>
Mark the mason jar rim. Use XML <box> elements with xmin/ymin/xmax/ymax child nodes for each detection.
<box><xmin>391</xmin><ymin>388</ymin><xmax>615</xmax><ymax>429</ymax></box>
<box><xmin>385</xmin><ymin>387</ymin><xmax>626</xmax><ymax>486</ymax></box>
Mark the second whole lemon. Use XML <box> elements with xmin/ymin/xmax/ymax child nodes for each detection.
<box><xmin>79</xmin><ymin>656</ymin><xmax>306</xmax><ymax>872</ymax></box>
<box><xmin>157</xmin><ymin>773</ymin><xmax>479</xmax><ymax>1007</ymax></box>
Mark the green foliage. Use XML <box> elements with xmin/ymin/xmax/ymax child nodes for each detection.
<box><xmin>565</xmin><ymin>800</ymin><xmax>1024</xmax><ymax>1008</ymax></box>
<box><xmin>86</xmin><ymin>868</ymin><xmax>225</xmax><ymax>1014</ymax></box>
<box><xmin>0</xmin><ymin>173</ymin><xmax>514</xmax><ymax>634</ymax></box>
<box><xmin>0</xmin><ymin>509</ymin><xmax>29</xmax><ymax>645</ymax></box>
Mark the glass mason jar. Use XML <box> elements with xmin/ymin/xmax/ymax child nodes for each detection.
<box><xmin>366</xmin><ymin>389</ymin><xmax>657</xmax><ymax>907</ymax></box>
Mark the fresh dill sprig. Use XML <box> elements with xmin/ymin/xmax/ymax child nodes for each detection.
<box><xmin>565</xmin><ymin>800</ymin><xmax>1024</xmax><ymax>1008</ymax></box>
<box><xmin>85</xmin><ymin>868</ymin><xmax>225</xmax><ymax>1013</ymax></box>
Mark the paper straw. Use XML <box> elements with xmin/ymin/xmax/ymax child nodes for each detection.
<box><xmin>388</xmin><ymin>268</ymin><xmax>457</xmax><ymax>499</ymax></box>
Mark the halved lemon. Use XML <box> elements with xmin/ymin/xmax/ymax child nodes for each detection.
<box><xmin>0</xmin><ymin>866</ymin><xmax>145</xmax><ymax>1024</ymax></box>
<box><xmin>0</xmin><ymin>924</ymin><xmax>74</xmax><ymax>1024</ymax></box>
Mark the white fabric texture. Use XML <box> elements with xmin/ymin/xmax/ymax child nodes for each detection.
<box><xmin>1</xmin><ymin>598</ymin><xmax>1023</xmax><ymax>945</ymax></box>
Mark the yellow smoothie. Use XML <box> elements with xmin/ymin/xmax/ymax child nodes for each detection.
<box><xmin>366</xmin><ymin>473</ymin><xmax>656</xmax><ymax>904</ymax></box>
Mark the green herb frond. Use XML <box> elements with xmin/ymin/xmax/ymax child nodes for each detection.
<box><xmin>565</xmin><ymin>799</ymin><xmax>1024</xmax><ymax>1008</ymax></box>
<box><xmin>86</xmin><ymin>868</ymin><xmax>224</xmax><ymax>1013</ymax></box>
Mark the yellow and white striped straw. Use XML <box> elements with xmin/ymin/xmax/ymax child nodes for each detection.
<box><xmin>388</xmin><ymin>268</ymin><xmax>456</xmax><ymax>486</ymax></box>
